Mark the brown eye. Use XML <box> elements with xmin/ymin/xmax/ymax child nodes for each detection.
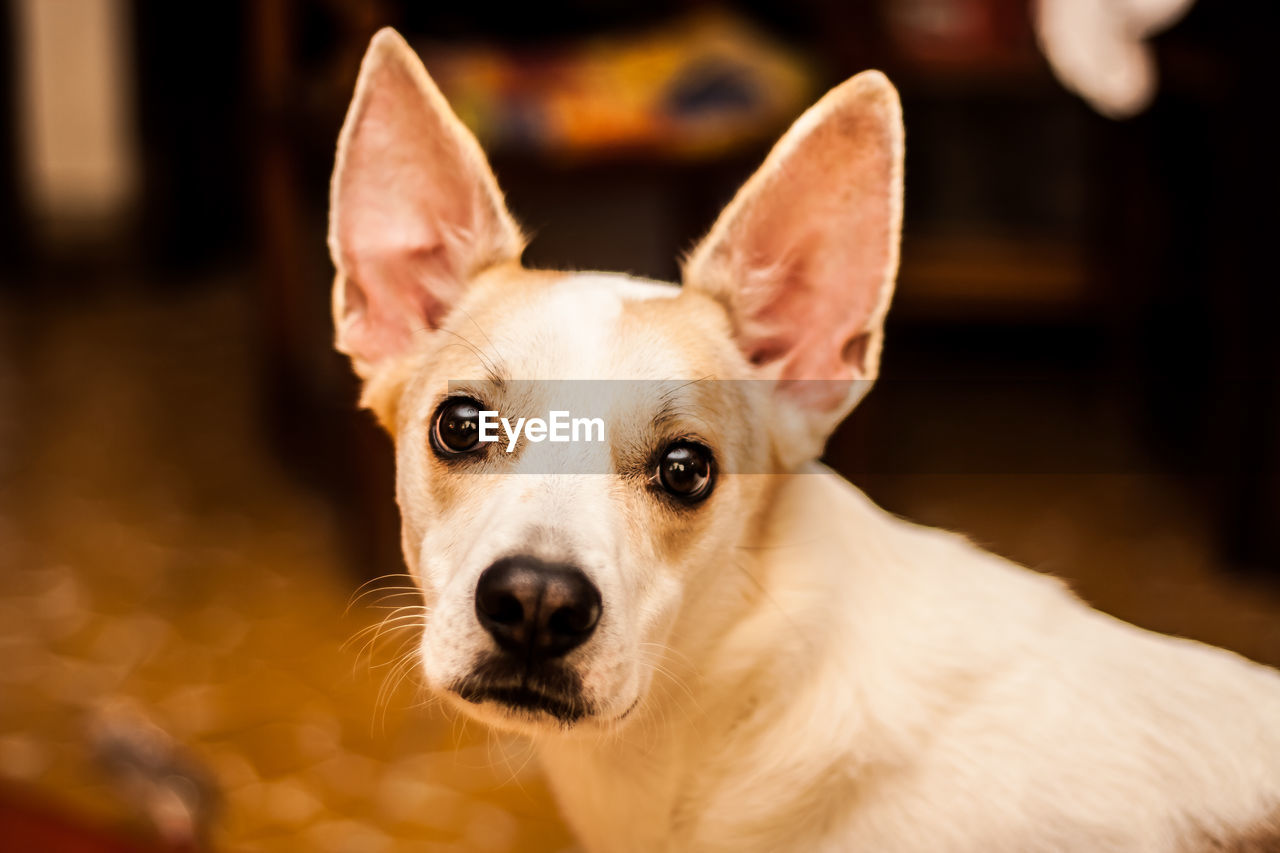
<box><xmin>657</xmin><ymin>442</ymin><xmax>714</xmax><ymax>502</ymax></box>
<box><xmin>431</xmin><ymin>397</ymin><xmax>484</xmax><ymax>456</ymax></box>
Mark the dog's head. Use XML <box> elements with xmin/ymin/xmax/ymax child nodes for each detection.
<box><xmin>328</xmin><ymin>29</ymin><xmax>903</xmax><ymax>734</ymax></box>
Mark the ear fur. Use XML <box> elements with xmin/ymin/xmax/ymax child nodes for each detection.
<box><xmin>328</xmin><ymin>28</ymin><xmax>523</xmax><ymax>379</ymax></box>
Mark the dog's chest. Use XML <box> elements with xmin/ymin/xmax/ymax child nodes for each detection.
<box><xmin>538</xmin><ymin>712</ymin><xmax>835</xmax><ymax>853</ymax></box>
<box><xmin>539</xmin><ymin>738</ymin><xmax>690</xmax><ymax>851</ymax></box>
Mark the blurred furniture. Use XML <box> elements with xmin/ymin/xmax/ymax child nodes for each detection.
<box><xmin>240</xmin><ymin>0</ymin><xmax>1278</xmax><ymax>575</ymax></box>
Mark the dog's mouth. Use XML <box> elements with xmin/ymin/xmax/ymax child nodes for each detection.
<box><xmin>454</xmin><ymin>682</ymin><xmax>587</xmax><ymax>723</ymax></box>
<box><xmin>450</xmin><ymin>656</ymin><xmax>592</xmax><ymax>725</ymax></box>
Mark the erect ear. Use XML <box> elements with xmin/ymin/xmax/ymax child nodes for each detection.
<box><xmin>683</xmin><ymin>70</ymin><xmax>903</xmax><ymax>457</ymax></box>
<box><xmin>329</xmin><ymin>28</ymin><xmax>523</xmax><ymax>378</ymax></box>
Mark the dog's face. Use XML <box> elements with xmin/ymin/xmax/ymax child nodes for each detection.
<box><xmin>328</xmin><ymin>29</ymin><xmax>903</xmax><ymax>734</ymax></box>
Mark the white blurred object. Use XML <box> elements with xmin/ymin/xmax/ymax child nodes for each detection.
<box><xmin>14</xmin><ymin>0</ymin><xmax>139</xmax><ymax>234</ymax></box>
<box><xmin>1034</xmin><ymin>0</ymin><xmax>1197</xmax><ymax>118</ymax></box>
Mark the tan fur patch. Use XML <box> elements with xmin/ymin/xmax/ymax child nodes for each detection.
<box><xmin>1189</xmin><ymin>807</ymin><xmax>1280</xmax><ymax>852</ymax></box>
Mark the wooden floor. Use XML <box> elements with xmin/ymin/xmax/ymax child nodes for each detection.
<box><xmin>0</xmin><ymin>283</ymin><xmax>571</xmax><ymax>852</ymax></box>
<box><xmin>1</xmin><ymin>280</ymin><xmax>1277</xmax><ymax>851</ymax></box>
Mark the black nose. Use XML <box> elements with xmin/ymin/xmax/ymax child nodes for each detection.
<box><xmin>475</xmin><ymin>557</ymin><xmax>602</xmax><ymax>660</ymax></box>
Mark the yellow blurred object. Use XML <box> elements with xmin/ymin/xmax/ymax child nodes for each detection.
<box><xmin>424</xmin><ymin>10</ymin><xmax>816</xmax><ymax>159</ymax></box>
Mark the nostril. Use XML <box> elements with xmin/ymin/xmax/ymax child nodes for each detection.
<box><xmin>475</xmin><ymin>561</ymin><xmax>536</xmax><ymax>630</ymax></box>
<box><xmin>481</xmin><ymin>591</ymin><xmax>525</xmax><ymax>626</ymax></box>
<box><xmin>548</xmin><ymin>601</ymin><xmax>600</xmax><ymax>637</ymax></box>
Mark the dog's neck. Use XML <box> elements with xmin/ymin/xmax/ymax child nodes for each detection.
<box><xmin>532</xmin><ymin>464</ymin><xmax>1063</xmax><ymax>850</ymax></box>
<box><xmin>533</xmin><ymin>465</ymin><xmax>900</xmax><ymax>849</ymax></box>
<box><xmin>534</xmin><ymin>547</ymin><xmax>786</xmax><ymax>850</ymax></box>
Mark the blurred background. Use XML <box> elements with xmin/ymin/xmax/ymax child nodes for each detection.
<box><xmin>0</xmin><ymin>0</ymin><xmax>1277</xmax><ymax>850</ymax></box>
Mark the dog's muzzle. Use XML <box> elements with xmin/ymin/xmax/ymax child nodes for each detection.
<box><xmin>455</xmin><ymin>555</ymin><xmax>602</xmax><ymax>722</ymax></box>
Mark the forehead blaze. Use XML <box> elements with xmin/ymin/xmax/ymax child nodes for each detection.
<box><xmin>443</xmin><ymin>269</ymin><xmax>732</xmax><ymax>383</ymax></box>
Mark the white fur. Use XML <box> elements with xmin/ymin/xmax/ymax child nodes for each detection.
<box><xmin>538</xmin><ymin>462</ymin><xmax>1280</xmax><ymax>852</ymax></box>
<box><xmin>328</xmin><ymin>30</ymin><xmax>1280</xmax><ymax>851</ymax></box>
<box><xmin>390</xmin><ymin>271</ymin><xmax>1280</xmax><ymax>851</ymax></box>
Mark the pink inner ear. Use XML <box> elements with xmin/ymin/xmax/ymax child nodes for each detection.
<box><xmin>339</xmin><ymin>245</ymin><xmax>460</xmax><ymax>365</ymax></box>
<box><xmin>330</xmin><ymin>34</ymin><xmax>520</xmax><ymax>368</ymax></box>
<box><xmin>679</xmin><ymin>74</ymin><xmax>902</xmax><ymax>373</ymax></box>
<box><xmin>726</xmin><ymin>107</ymin><xmax>897</xmax><ymax>403</ymax></box>
<box><xmin>334</xmin><ymin>65</ymin><xmax>467</xmax><ymax>359</ymax></box>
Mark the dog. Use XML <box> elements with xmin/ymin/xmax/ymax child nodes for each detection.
<box><xmin>327</xmin><ymin>28</ymin><xmax>1280</xmax><ymax>852</ymax></box>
